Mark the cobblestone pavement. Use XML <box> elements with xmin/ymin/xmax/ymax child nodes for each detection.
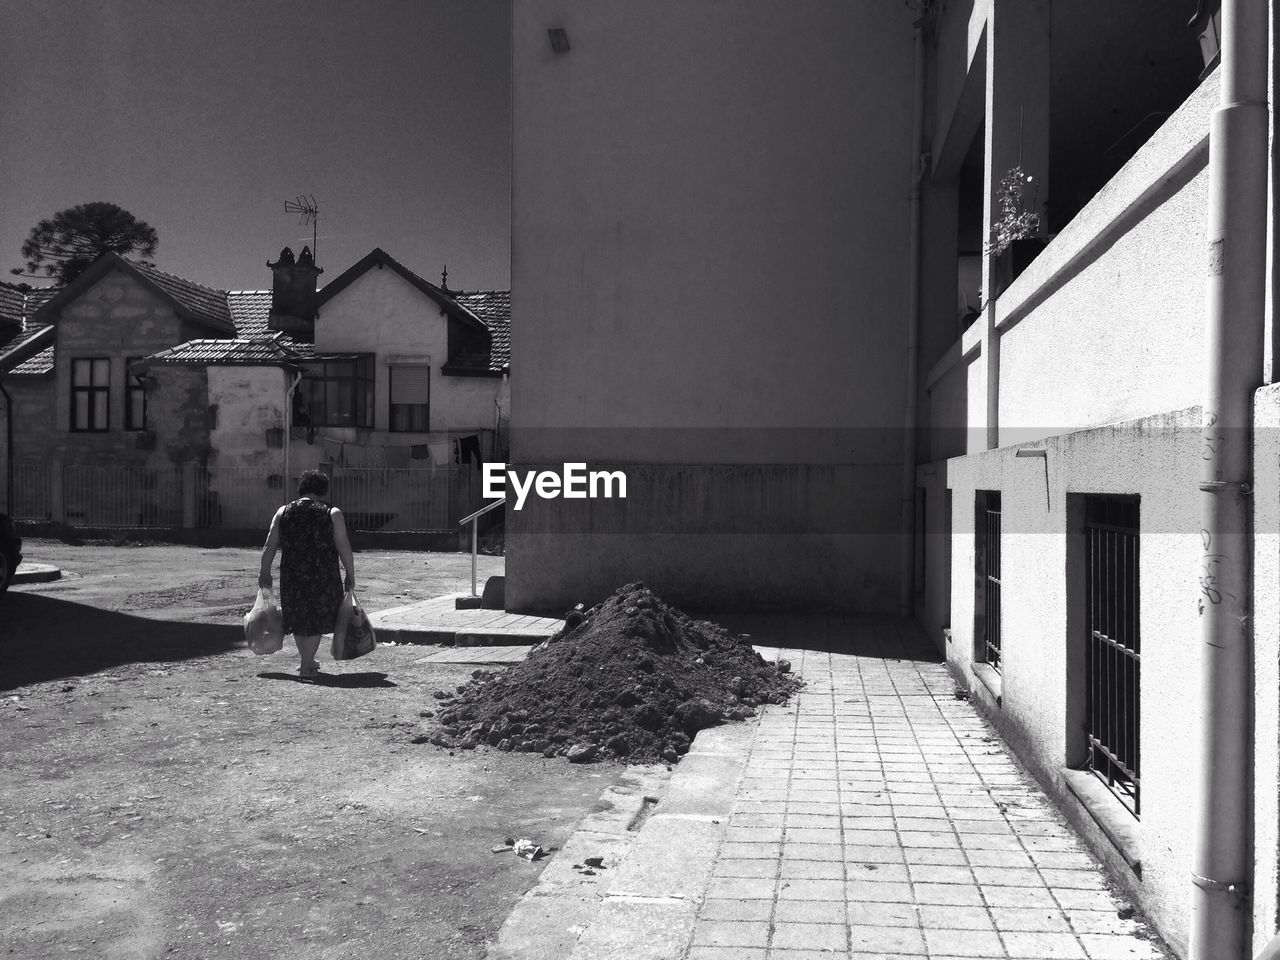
<box><xmin>549</xmin><ymin>616</ymin><xmax>1171</xmax><ymax>960</ymax></box>
<box><xmin>688</xmin><ymin>619</ymin><xmax>1167</xmax><ymax>960</ymax></box>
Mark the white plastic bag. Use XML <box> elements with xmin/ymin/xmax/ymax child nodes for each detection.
<box><xmin>244</xmin><ymin>588</ymin><xmax>284</xmax><ymax>655</ymax></box>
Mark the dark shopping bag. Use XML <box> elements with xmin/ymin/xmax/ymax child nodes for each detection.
<box><xmin>332</xmin><ymin>591</ymin><xmax>377</xmax><ymax>660</ymax></box>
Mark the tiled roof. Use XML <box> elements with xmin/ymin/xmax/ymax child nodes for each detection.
<box><xmin>227</xmin><ymin>290</ymin><xmax>273</xmax><ymax>338</ymax></box>
<box><xmin>0</xmin><ymin>282</ymin><xmax>56</xmax><ymax>375</ymax></box>
<box><xmin>0</xmin><ymin>283</ymin><xmax>27</xmax><ymax>326</ymax></box>
<box><xmin>126</xmin><ymin>260</ymin><xmax>235</xmax><ymax>333</ymax></box>
<box><xmin>144</xmin><ymin>334</ymin><xmax>306</xmax><ymax>367</ymax></box>
<box><xmin>453</xmin><ymin>290</ymin><xmax>511</xmax><ymax>371</ymax></box>
<box><xmin>0</xmin><ymin>320</ymin><xmax>52</xmax><ymax>356</ymax></box>
<box><xmin>0</xmin><ymin>283</ymin><xmax>57</xmax><ymax>328</ymax></box>
<box><xmin>9</xmin><ymin>344</ymin><xmax>53</xmax><ymax>376</ymax></box>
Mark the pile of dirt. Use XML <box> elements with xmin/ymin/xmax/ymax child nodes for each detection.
<box><xmin>419</xmin><ymin>583</ymin><xmax>801</xmax><ymax>764</ymax></box>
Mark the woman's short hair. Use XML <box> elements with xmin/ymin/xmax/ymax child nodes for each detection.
<box><xmin>297</xmin><ymin>470</ymin><xmax>330</xmax><ymax>497</ymax></box>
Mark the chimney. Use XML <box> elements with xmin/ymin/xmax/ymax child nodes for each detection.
<box><xmin>267</xmin><ymin>245</ymin><xmax>322</xmax><ymax>335</ymax></box>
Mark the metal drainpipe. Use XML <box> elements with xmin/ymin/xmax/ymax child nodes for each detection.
<box><xmin>1190</xmin><ymin>0</ymin><xmax>1269</xmax><ymax>955</ymax></box>
<box><xmin>0</xmin><ymin>379</ymin><xmax>11</xmax><ymax>515</ymax></box>
<box><xmin>899</xmin><ymin>10</ymin><xmax>929</xmax><ymax>616</ymax></box>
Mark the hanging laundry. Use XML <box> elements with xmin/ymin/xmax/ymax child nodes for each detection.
<box><xmin>427</xmin><ymin>440</ymin><xmax>452</xmax><ymax>466</ymax></box>
<box><xmin>459</xmin><ymin>434</ymin><xmax>482</xmax><ymax>464</ymax></box>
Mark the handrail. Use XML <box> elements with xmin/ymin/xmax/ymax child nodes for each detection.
<box><xmin>458</xmin><ymin>497</ymin><xmax>505</xmax><ymax>598</ymax></box>
<box><xmin>457</xmin><ymin>497</ymin><xmax>504</xmax><ymax>527</ymax></box>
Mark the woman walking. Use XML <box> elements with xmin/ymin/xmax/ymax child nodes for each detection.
<box><xmin>259</xmin><ymin>469</ymin><xmax>356</xmax><ymax>679</ymax></box>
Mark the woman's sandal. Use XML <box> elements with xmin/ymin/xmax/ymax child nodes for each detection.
<box><xmin>299</xmin><ymin>663</ymin><xmax>322</xmax><ymax>681</ymax></box>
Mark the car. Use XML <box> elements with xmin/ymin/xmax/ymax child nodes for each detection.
<box><xmin>0</xmin><ymin>513</ymin><xmax>21</xmax><ymax>593</ymax></box>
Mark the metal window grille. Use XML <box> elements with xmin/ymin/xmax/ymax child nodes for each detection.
<box><xmin>1084</xmin><ymin>494</ymin><xmax>1141</xmax><ymax>817</ymax></box>
<box><xmin>976</xmin><ymin>490</ymin><xmax>1002</xmax><ymax>669</ymax></box>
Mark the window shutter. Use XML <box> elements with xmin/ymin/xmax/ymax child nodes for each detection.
<box><xmin>391</xmin><ymin>366</ymin><xmax>430</xmax><ymax>404</ymax></box>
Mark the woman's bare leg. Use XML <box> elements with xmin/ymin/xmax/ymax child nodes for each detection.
<box><xmin>295</xmin><ymin>634</ymin><xmax>322</xmax><ymax>676</ymax></box>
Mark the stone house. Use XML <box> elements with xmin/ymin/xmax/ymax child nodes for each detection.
<box><xmin>0</xmin><ymin>248</ymin><xmax>509</xmax><ymax>533</ymax></box>
<box><xmin>140</xmin><ymin>246</ymin><xmax>510</xmax><ymax>531</ymax></box>
<box><xmin>0</xmin><ymin>258</ymin><xmax>242</xmax><ymax>524</ymax></box>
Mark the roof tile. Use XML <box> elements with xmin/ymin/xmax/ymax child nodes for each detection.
<box><xmin>144</xmin><ymin>334</ymin><xmax>305</xmax><ymax>367</ymax></box>
<box><xmin>454</xmin><ymin>290</ymin><xmax>510</xmax><ymax>371</ymax></box>
<box><xmin>125</xmin><ymin>260</ymin><xmax>235</xmax><ymax>333</ymax></box>
<box><xmin>9</xmin><ymin>344</ymin><xmax>53</xmax><ymax>376</ymax></box>
<box><xmin>227</xmin><ymin>290</ymin><xmax>273</xmax><ymax>338</ymax></box>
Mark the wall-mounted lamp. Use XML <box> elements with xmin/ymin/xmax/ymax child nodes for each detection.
<box><xmin>548</xmin><ymin>27</ymin><xmax>570</xmax><ymax>54</ymax></box>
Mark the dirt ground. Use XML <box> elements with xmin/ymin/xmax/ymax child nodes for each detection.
<box><xmin>1</xmin><ymin>542</ymin><xmax>626</xmax><ymax>959</ymax></box>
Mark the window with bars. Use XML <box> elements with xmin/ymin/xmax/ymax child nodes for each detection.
<box><xmin>71</xmin><ymin>358</ymin><xmax>110</xmax><ymax>432</ymax></box>
<box><xmin>126</xmin><ymin>357</ymin><xmax>147</xmax><ymax>431</ymax></box>
<box><xmin>1083</xmin><ymin>494</ymin><xmax>1141</xmax><ymax>817</ymax></box>
<box><xmin>293</xmin><ymin>356</ymin><xmax>374</xmax><ymax>428</ymax></box>
<box><xmin>974</xmin><ymin>490</ymin><xmax>1002</xmax><ymax>670</ymax></box>
<box><xmin>389</xmin><ymin>365</ymin><xmax>430</xmax><ymax>432</ymax></box>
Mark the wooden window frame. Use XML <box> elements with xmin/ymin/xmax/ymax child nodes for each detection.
<box><xmin>71</xmin><ymin>357</ymin><xmax>110</xmax><ymax>433</ymax></box>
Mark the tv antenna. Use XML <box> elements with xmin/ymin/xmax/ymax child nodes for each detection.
<box><xmin>283</xmin><ymin>194</ymin><xmax>320</xmax><ymax>260</ymax></box>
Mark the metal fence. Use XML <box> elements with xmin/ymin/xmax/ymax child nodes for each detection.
<box><xmin>62</xmin><ymin>463</ymin><xmax>184</xmax><ymax>528</ymax></box>
<box><xmin>3</xmin><ymin>461</ymin><xmax>478</xmax><ymax>535</ymax></box>
<box><xmin>1084</xmin><ymin>494</ymin><xmax>1141</xmax><ymax>818</ymax></box>
<box><xmin>7</xmin><ymin>461</ymin><xmax>53</xmax><ymax>522</ymax></box>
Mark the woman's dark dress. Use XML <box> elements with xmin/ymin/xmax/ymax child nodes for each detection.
<box><xmin>279</xmin><ymin>498</ymin><xmax>343</xmax><ymax>636</ymax></box>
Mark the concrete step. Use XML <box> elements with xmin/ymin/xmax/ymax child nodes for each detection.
<box><xmin>12</xmin><ymin>561</ymin><xmax>62</xmax><ymax>585</ymax></box>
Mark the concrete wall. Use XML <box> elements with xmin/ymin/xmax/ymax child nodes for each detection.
<box><xmin>316</xmin><ymin>267</ymin><xmax>505</xmax><ymax>449</ymax></box>
<box><xmin>914</xmin><ymin>459</ymin><xmax>952</xmax><ymax>655</ymax></box>
<box><xmin>509</xmin><ymin>0</ymin><xmax>917</xmax><ymax>612</ymax></box>
<box><xmin>508</xmin><ymin>462</ymin><xmax>900</xmax><ymax>614</ymax></box>
<box><xmin>1253</xmin><ymin>382</ymin><xmax>1280</xmax><ymax>953</ymax></box>
<box><xmin>992</xmin><ymin>75</ymin><xmax>1216</xmax><ymax>444</ymax></box>
<box><xmin>206</xmin><ymin>365</ymin><xmax>291</xmax><ymax>528</ymax></box>
<box><xmin>942</xmin><ymin>408</ymin><xmax>1202</xmax><ymax>955</ymax></box>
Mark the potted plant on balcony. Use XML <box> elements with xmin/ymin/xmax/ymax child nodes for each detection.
<box><xmin>987</xmin><ymin>164</ymin><xmax>1046</xmax><ymax>285</ymax></box>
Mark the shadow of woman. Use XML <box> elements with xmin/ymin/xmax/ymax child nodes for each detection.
<box><xmin>256</xmin><ymin>671</ymin><xmax>396</xmax><ymax>688</ymax></box>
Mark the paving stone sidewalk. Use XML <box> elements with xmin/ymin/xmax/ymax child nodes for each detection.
<box><xmin>371</xmin><ymin>593</ymin><xmax>563</xmax><ymax>645</ymax></box>
<box><xmin>557</xmin><ymin>616</ymin><xmax>1171</xmax><ymax>960</ymax></box>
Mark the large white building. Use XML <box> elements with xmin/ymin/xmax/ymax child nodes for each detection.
<box><xmin>507</xmin><ymin>2</ymin><xmax>1279</xmax><ymax>957</ymax></box>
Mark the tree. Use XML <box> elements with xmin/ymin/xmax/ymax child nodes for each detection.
<box><xmin>12</xmin><ymin>202</ymin><xmax>158</xmax><ymax>285</ymax></box>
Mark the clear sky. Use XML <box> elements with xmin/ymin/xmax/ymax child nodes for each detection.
<box><xmin>0</xmin><ymin>0</ymin><xmax>512</xmax><ymax>293</ymax></box>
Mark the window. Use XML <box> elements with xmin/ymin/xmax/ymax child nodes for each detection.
<box><xmin>293</xmin><ymin>356</ymin><xmax>374</xmax><ymax>428</ymax></box>
<box><xmin>126</xmin><ymin>358</ymin><xmax>147</xmax><ymax>431</ymax></box>
<box><xmin>389</xmin><ymin>365</ymin><xmax>430</xmax><ymax>432</ymax></box>
<box><xmin>974</xmin><ymin>490</ymin><xmax>1002</xmax><ymax>669</ymax></box>
<box><xmin>71</xmin><ymin>358</ymin><xmax>110</xmax><ymax>432</ymax></box>
<box><xmin>1084</xmin><ymin>494</ymin><xmax>1140</xmax><ymax>817</ymax></box>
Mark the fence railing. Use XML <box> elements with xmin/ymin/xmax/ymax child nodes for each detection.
<box><xmin>2</xmin><ymin>461</ymin><xmax>479</xmax><ymax>535</ymax></box>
